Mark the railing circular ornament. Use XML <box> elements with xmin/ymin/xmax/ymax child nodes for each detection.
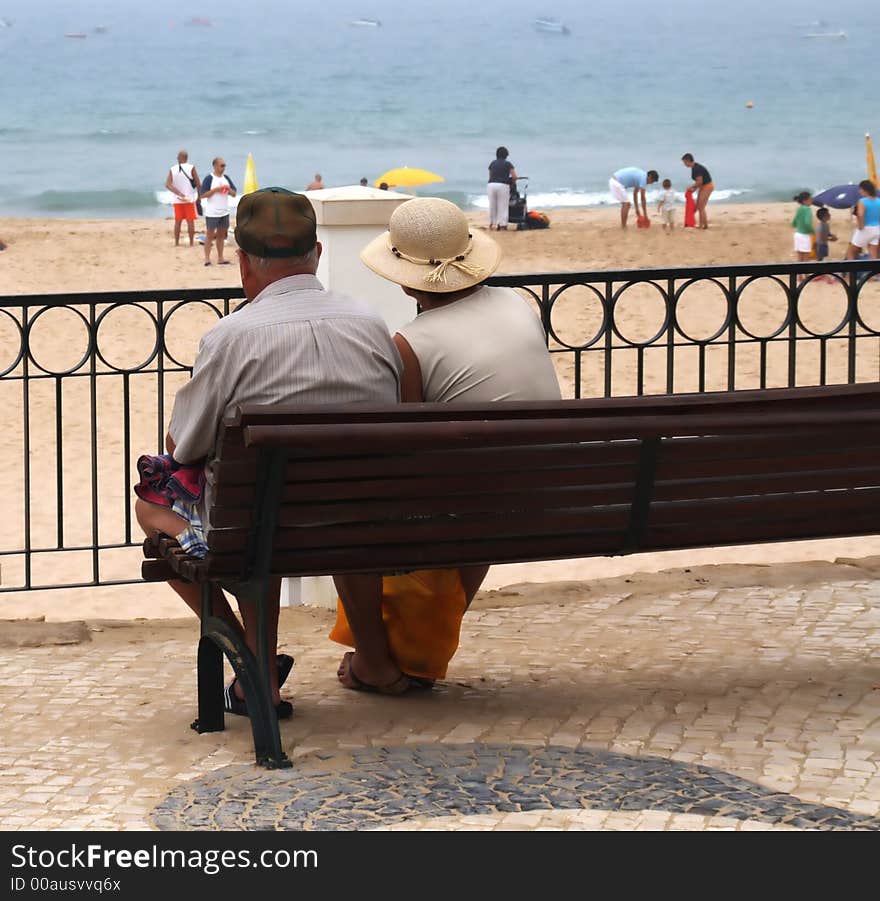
<box><xmin>24</xmin><ymin>305</ymin><xmax>93</xmax><ymax>376</ymax></box>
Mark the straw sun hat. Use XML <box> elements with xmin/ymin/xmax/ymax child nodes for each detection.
<box><xmin>360</xmin><ymin>198</ymin><xmax>501</xmax><ymax>293</ymax></box>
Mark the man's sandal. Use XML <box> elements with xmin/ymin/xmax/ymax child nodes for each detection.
<box><xmin>223</xmin><ymin>653</ymin><xmax>295</xmax><ymax>719</ymax></box>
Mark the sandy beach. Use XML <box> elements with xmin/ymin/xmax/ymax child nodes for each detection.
<box><xmin>0</xmin><ymin>202</ymin><xmax>842</xmax><ymax>294</ymax></box>
<box><xmin>2</xmin><ymin>201</ymin><xmax>880</xmax><ymax>622</ymax></box>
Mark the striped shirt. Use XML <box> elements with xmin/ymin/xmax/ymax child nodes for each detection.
<box><xmin>169</xmin><ymin>274</ymin><xmax>402</xmax><ymax>524</ymax></box>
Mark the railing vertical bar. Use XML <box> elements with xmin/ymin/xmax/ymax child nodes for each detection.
<box><xmin>636</xmin><ymin>347</ymin><xmax>644</xmax><ymax>397</ymax></box>
<box><xmin>698</xmin><ymin>345</ymin><xmax>706</xmax><ymax>393</ymax></box>
<box><xmin>123</xmin><ymin>372</ymin><xmax>132</xmax><ymax>544</ymax></box>
<box><xmin>760</xmin><ymin>341</ymin><xmax>768</xmax><ymax>390</ymax></box>
<box><xmin>573</xmin><ymin>351</ymin><xmax>582</xmax><ymax>400</ymax></box>
<box><xmin>666</xmin><ymin>279</ymin><xmax>675</xmax><ymax>394</ymax></box>
<box><xmin>89</xmin><ymin>302</ymin><xmax>99</xmax><ymax>585</ymax></box>
<box><xmin>848</xmin><ymin>275</ymin><xmax>859</xmax><ymax>384</ymax></box>
<box><xmin>788</xmin><ymin>280</ymin><xmax>798</xmax><ymax>388</ymax></box>
<box><xmin>727</xmin><ymin>275</ymin><xmax>737</xmax><ymax>391</ymax></box>
<box><xmin>22</xmin><ymin>305</ymin><xmax>32</xmax><ymax>589</ymax></box>
<box><xmin>55</xmin><ymin>377</ymin><xmax>64</xmax><ymax>548</ymax></box>
<box><xmin>604</xmin><ymin>281</ymin><xmax>614</xmax><ymax>398</ymax></box>
<box><xmin>819</xmin><ymin>337</ymin><xmax>827</xmax><ymax>387</ymax></box>
<box><xmin>157</xmin><ymin>298</ymin><xmax>166</xmax><ymax>454</ymax></box>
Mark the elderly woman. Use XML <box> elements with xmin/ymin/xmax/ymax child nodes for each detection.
<box><xmin>331</xmin><ymin>198</ymin><xmax>561</xmax><ymax>694</ymax></box>
<box><xmin>846</xmin><ymin>180</ymin><xmax>880</xmax><ymax>260</ymax></box>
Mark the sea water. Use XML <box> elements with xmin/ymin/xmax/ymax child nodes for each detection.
<box><xmin>0</xmin><ymin>0</ymin><xmax>874</xmax><ymax>218</ymax></box>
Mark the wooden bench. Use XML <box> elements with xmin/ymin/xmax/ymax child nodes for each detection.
<box><xmin>142</xmin><ymin>382</ymin><xmax>880</xmax><ymax>768</ymax></box>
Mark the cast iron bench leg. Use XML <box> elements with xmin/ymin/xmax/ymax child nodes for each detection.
<box><xmin>191</xmin><ymin>582</ymin><xmax>224</xmax><ymax>734</ymax></box>
<box><xmin>190</xmin><ymin>580</ymin><xmax>291</xmax><ymax>769</ymax></box>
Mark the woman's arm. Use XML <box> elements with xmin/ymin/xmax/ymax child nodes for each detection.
<box><xmin>857</xmin><ymin>200</ymin><xmax>866</xmax><ymax>230</ymax></box>
<box><xmin>392</xmin><ymin>333</ymin><xmax>425</xmax><ymax>402</ymax></box>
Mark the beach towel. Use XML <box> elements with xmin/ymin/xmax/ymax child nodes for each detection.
<box><xmin>330</xmin><ymin>569</ymin><xmax>468</xmax><ymax>680</ymax></box>
<box><xmin>684</xmin><ymin>189</ymin><xmax>696</xmax><ymax>227</ymax></box>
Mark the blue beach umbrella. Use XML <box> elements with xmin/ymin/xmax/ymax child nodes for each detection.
<box><xmin>812</xmin><ymin>184</ymin><xmax>861</xmax><ymax>209</ymax></box>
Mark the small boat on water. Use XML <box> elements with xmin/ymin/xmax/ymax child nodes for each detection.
<box><xmin>186</xmin><ymin>17</ymin><xmax>213</xmax><ymax>27</ymax></box>
<box><xmin>64</xmin><ymin>33</ymin><xmax>88</xmax><ymax>39</ymax></box>
<box><xmin>803</xmin><ymin>31</ymin><xmax>847</xmax><ymax>39</ymax></box>
<box><xmin>93</xmin><ymin>25</ymin><xmax>109</xmax><ymax>34</ymax></box>
<box><xmin>349</xmin><ymin>18</ymin><xmax>381</xmax><ymax>27</ymax></box>
<box><xmin>533</xmin><ymin>17</ymin><xmax>570</xmax><ymax>35</ymax></box>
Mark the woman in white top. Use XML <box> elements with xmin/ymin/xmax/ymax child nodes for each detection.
<box><xmin>335</xmin><ymin>199</ymin><xmax>561</xmax><ymax>694</ymax></box>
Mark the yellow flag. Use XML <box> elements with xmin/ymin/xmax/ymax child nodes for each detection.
<box><xmin>867</xmin><ymin>134</ymin><xmax>878</xmax><ymax>185</ymax></box>
<box><xmin>243</xmin><ymin>153</ymin><xmax>259</xmax><ymax>195</ymax></box>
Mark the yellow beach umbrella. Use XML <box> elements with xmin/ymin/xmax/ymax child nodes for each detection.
<box><xmin>374</xmin><ymin>167</ymin><xmax>444</xmax><ymax>189</ymax></box>
<box><xmin>867</xmin><ymin>133</ymin><xmax>878</xmax><ymax>185</ymax></box>
<box><xmin>243</xmin><ymin>153</ymin><xmax>259</xmax><ymax>195</ymax></box>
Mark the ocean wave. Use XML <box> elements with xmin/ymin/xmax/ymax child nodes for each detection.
<box><xmin>34</xmin><ymin>188</ymin><xmax>160</xmax><ymax>212</ymax></box>
<box><xmin>467</xmin><ymin>188</ymin><xmax>751</xmax><ymax>209</ymax></box>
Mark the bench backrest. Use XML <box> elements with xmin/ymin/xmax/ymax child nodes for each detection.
<box><xmin>197</xmin><ymin>384</ymin><xmax>880</xmax><ymax>580</ymax></box>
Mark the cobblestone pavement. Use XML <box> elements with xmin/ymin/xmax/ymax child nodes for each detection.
<box><xmin>1</xmin><ymin>569</ymin><xmax>879</xmax><ymax>831</ymax></box>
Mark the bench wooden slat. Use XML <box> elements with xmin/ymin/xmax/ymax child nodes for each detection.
<box><xmin>241</xmin><ymin>409</ymin><xmax>880</xmax><ymax>452</ymax></box>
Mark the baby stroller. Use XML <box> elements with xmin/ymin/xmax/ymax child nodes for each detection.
<box><xmin>508</xmin><ymin>177</ymin><xmax>529</xmax><ymax>230</ymax></box>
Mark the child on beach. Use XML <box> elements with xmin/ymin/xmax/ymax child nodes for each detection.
<box><xmin>791</xmin><ymin>191</ymin><xmax>814</xmax><ymax>278</ymax></box>
<box><xmin>815</xmin><ymin>207</ymin><xmax>836</xmax><ymax>261</ymax></box>
<box><xmin>656</xmin><ymin>179</ymin><xmax>677</xmax><ymax>232</ymax></box>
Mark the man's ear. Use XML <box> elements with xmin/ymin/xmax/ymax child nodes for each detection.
<box><xmin>314</xmin><ymin>241</ymin><xmax>322</xmax><ymax>265</ymax></box>
<box><xmin>237</xmin><ymin>250</ymin><xmax>249</xmax><ymax>284</ymax></box>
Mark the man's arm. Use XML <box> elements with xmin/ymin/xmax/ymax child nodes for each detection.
<box><xmin>166</xmin><ymin>337</ymin><xmax>230</xmax><ymax>463</ymax></box>
<box><xmin>638</xmin><ymin>187</ymin><xmax>647</xmax><ymax>217</ymax></box>
<box><xmin>190</xmin><ymin>166</ymin><xmax>201</xmax><ymax>196</ymax></box>
<box><xmin>226</xmin><ymin>176</ymin><xmax>237</xmax><ymax>198</ymax></box>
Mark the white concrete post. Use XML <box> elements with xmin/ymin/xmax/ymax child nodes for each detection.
<box><xmin>279</xmin><ymin>185</ymin><xmax>415</xmax><ymax>609</ymax></box>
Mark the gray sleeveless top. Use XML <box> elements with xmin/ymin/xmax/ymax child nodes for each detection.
<box><xmin>397</xmin><ymin>286</ymin><xmax>561</xmax><ymax>402</ymax></box>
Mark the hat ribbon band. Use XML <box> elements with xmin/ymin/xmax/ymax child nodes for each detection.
<box><xmin>389</xmin><ymin>236</ymin><xmax>486</xmax><ymax>286</ymax></box>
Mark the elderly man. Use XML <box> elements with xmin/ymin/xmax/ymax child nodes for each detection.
<box><xmin>134</xmin><ymin>187</ymin><xmax>403</xmax><ymax>717</ymax></box>
<box><xmin>609</xmin><ymin>166</ymin><xmax>659</xmax><ymax>228</ymax></box>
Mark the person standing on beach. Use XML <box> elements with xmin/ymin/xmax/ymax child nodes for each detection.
<box><xmin>165</xmin><ymin>150</ymin><xmax>200</xmax><ymax>247</ymax></box>
<box><xmin>487</xmin><ymin>146</ymin><xmax>517</xmax><ymax>231</ymax></box>
<box><xmin>682</xmin><ymin>154</ymin><xmax>714</xmax><ymax>229</ymax></box>
<box><xmin>845</xmin><ymin>180</ymin><xmax>880</xmax><ymax>260</ymax></box>
<box><xmin>307</xmin><ymin>173</ymin><xmax>325</xmax><ymax>190</ymax></box>
<box><xmin>200</xmin><ymin>157</ymin><xmax>236</xmax><ymax>266</ymax></box>
<box><xmin>609</xmin><ymin>167</ymin><xmax>659</xmax><ymax>228</ymax></box>
<box><xmin>791</xmin><ymin>191</ymin><xmax>815</xmax><ymax>277</ymax></box>
<box><xmin>134</xmin><ymin>187</ymin><xmax>403</xmax><ymax>717</ymax></box>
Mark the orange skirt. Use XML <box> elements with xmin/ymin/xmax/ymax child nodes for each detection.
<box><xmin>329</xmin><ymin>569</ymin><xmax>467</xmax><ymax>680</ymax></box>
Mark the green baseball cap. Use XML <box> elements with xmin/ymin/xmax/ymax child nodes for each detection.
<box><xmin>234</xmin><ymin>187</ymin><xmax>317</xmax><ymax>258</ymax></box>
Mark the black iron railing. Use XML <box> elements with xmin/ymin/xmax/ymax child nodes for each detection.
<box><xmin>1</xmin><ymin>259</ymin><xmax>879</xmax><ymax>592</ymax></box>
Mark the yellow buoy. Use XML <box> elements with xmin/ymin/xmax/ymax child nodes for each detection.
<box><xmin>745</xmin><ymin>101</ymin><xmax>754</xmax><ymax>109</ymax></box>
